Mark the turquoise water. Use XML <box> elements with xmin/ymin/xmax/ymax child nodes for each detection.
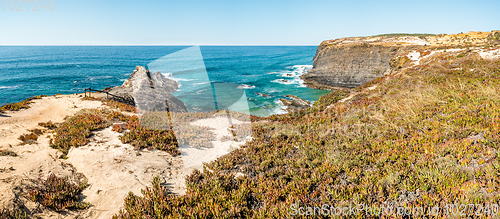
<box><xmin>0</xmin><ymin>46</ymin><xmax>330</xmax><ymax>116</ymax></box>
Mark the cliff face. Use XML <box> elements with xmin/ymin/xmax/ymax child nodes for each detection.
<box><xmin>303</xmin><ymin>43</ymin><xmax>413</xmax><ymax>88</ymax></box>
<box><xmin>302</xmin><ymin>31</ymin><xmax>500</xmax><ymax>89</ymax></box>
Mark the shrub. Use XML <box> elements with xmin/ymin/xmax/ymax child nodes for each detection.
<box><xmin>38</xmin><ymin>121</ymin><xmax>57</xmax><ymax>129</ymax></box>
<box><xmin>119</xmin><ymin>116</ymin><xmax>179</xmax><ymax>156</ymax></box>
<box><xmin>105</xmin><ymin>100</ymin><xmax>136</xmax><ymax>113</ymax></box>
<box><xmin>50</xmin><ymin>111</ymin><xmax>110</xmax><ymax>155</ymax></box>
<box><xmin>107</xmin><ymin>111</ymin><xmax>129</xmax><ymax>122</ymax></box>
<box><xmin>0</xmin><ymin>150</ymin><xmax>17</xmax><ymax>157</ymax></box>
<box><xmin>0</xmin><ymin>209</ymin><xmax>26</xmax><ymax>219</ymax></box>
<box><xmin>29</xmin><ymin>173</ymin><xmax>89</xmax><ymax>212</ymax></box>
<box><xmin>112</xmin><ymin>124</ymin><xmax>123</xmax><ymax>133</ymax></box>
<box><xmin>313</xmin><ymin>89</ymin><xmax>349</xmax><ymax>108</ymax></box>
<box><xmin>18</xmin><ymin>133</ymin><xmax>38</xmax><ymax>145</ymax></box>
<box><xmin>82</xmin><ymin>97</ymin><xmax>136</xmax><ymax>113</ymax></box>
<box><xmin>49</xmin><ymin>107</ymin><xmax>182</xmax><ymax>157</ymax></box>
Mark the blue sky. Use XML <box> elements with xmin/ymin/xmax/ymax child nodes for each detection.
<box><xmin>0</xmin><ymin>0</ymin><xmax>499</xmax><ymax>45</ymax></box>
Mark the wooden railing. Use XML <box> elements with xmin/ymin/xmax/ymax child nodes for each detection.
<box><xmin>84</xmin><ymin>88</ymin><xmax>135</xmax><ymax>106</ymax></box>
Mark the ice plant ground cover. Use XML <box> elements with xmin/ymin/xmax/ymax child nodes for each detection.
<box><xmin>1</xmin><ymin>47</ymin><xmax>500</xmax><ymax>218</ymax></box>
<box><xmin>112</xmin><ymin>49</ymin><xmax>500</xmax><ymax>218</ymax></box>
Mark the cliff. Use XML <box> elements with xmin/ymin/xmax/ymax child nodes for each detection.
<box><xmin>110</xmin><ymin>66</ymin><xmax>188</xmax><ymax>113</ymax></box>
<box><xmin>302</xmin><ymin>31</ymin><xmax>500</xmax><ymax>89</ymax></box>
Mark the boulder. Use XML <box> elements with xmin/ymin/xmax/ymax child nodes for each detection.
<box><xmin>280</xmin><ymin>95</ymin><xmax>311</xmax><ymax>112</ymax></box>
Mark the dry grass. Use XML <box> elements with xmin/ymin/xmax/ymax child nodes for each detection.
<box><xmin>38</xmin><ymin>121</ymin><xmax>57</xmax><ymax>129</ymax></box>
<box><xmin>0</xmin><ymin>150</ymin><xmax>17</xmax><ymax>157</ymax></box>
<box><xmin>17</xmin><ymin>129</ymin><xmax>43</xmax><ymax>145</ymax></box>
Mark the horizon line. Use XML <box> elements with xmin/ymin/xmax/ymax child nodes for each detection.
<box><xmin>0</xmin><ymin>44</ymin><xmax>320</xmax><ymax>46</ymax></box>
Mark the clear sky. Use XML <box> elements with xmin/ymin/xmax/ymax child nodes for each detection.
<box><xmin>0</xmin><ymin>0</ymin><xmax>499</xmax><ymax>45</ymax></box>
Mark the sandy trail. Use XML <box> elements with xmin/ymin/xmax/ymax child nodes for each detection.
<box><xmin>0</xmin><ymin>94</ymin><xmax>102</xmax><ymax>148</ymax></box>
<box><xmin>181</xmin><ymin>117</ymin><xmax>252</xmax><ymax>170</ymax></box>
<box><xmin>66</xmin><ymin>127</ymin><xmax>187</xmax><ymax>219</ymax></box>
<box><xmin>0</xmin><ymin>94</ymin><xmax>253</xmax><ymax>218</ymax></box>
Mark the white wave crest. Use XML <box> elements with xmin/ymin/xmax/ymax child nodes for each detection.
<box><xmin>237</xmin><ymin>84</ymin><xmax>256</xmax><ymax>89</ymax></box>
<box><xmin>0</xmin><ymin>86</ymin><xmax>18</xmax><ymax>89</ymax></box>
<box><xmin>272</xmin><ymin>99</ymin><xmax>288</xmax><ymax>115</ymax></box>
<box><xmin>192</xmin><ymin>82</ymin><xmax>210</xmax><ymax>86</ymax></box>
<box><xmin>272</xmin><ymin>79</ymin><xmax>300</xmax><ymax>85</ymax></box>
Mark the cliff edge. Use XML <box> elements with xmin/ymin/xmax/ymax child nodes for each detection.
<box><xmin>302</xmin><ymin>31</ymin><xmax>500</xmax><ymax>89</ymax></box>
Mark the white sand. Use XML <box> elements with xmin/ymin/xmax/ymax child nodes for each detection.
<box><xmin>180</xmin><ymin>117</ymin><xmax>252</xmax><ymax>170</ymax></box>
<box><xmin>478</xmin><ymin>48</ymin><xmax>500</xmax><ymax>60</ymax></box>
<box><xmin>0</xmin><ymin>95</ymin><xmax>253</xmax><ymax>218</ymax></box>
<box><xmin>0</xmin><ymin>94</ymin><xmax>102</xmax><ymax>148</ymax></box>
<box><xmin>66</xmin><ymin>127</ymin><xmax>187</xmax><ymax>219</ymax></box>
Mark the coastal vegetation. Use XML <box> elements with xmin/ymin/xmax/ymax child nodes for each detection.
<box><xmin>0</xmin><ymin>209</ymin><xmax>26</xmax><ymax>219</ymax></box>
<box><xmin>374</xmin><ymin>33</ymin><xmax>437</xmax><ymax>37</ymax></box>
<box><xmin>113</xmin><ymin>49</ymin><xmax>500</xmax><ymax>218</ymax></box>
<box><xmin>49</xmin><ymin>109</ymin><xmax>112</xmax><ymax>156</ymax></box>
<box><xmin>2</xmin><ymin>33</ymin><xmax>500</xmax><ymax>218</ymax></box>
<box><xmin>38</xmin><ymin>121</ymin><xmax>57</xmax><ymax>129</ymax></box>
<box><xmin>118</xmin><ymin>114</ymin><xmax>180</xmax><ymax>156</ymax></box>
<box><xmin>18</xmin><ymin>129</ymin><xmax>43</xmax><ymax>145</ymax></box>
<box><xmin>82</xmin><ymin>97</ymin><xmax>136</xmax><ymax>113</ymax></box>
<box><xmin>0</xmin><ymin>95</ymin><xmax>47</xmax><ymax>113</ymax></box>
<box><xmin>28</xmin><ymin>173</ymin><xmax>90</xmax><ymax>212</ymax></box>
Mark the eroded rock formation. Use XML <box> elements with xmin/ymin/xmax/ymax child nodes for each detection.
<box><xmin>110</xmin><ymin>66</ymin><xmax>187</xmax><ymax>113</ymax></box>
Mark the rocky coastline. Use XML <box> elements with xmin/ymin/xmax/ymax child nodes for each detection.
<box><xmin>107</xmin><ymin>66</ymin><xmax>187</xmax><ymax>113</ymax></box>
<box><xmin>301</xmin><ymin>31</ymin><xmax>500</xmax><ymax>90</ymax></box>
<box><xmin>279</xmin><ymin>95</ymin><xmax>311</xmax><ymax>113</ymax></box>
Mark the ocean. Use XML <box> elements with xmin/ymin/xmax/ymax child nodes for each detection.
<box><xmin>0</xmin><ymin>46</ymin><xmax>330</xmax><ymax>116</ymax></box>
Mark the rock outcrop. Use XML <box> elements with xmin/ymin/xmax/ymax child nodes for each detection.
<box><xmin>110</xmin><ymin>66</ymin><xmax>187</xmax><ymax>113</ymax></box>
<box><xmin>302</xmin><ymin>31</ymin><xmax>500</xmax><ymax>89</ymax></box>
<box><xmin>280</xmin><ymin>95</ymin><xmax>311</xmax><ymax>112</ymax></box>
<box><xmin>302</xmin><ymin>43</ymin><xmax>414</xmax><ymax>88</ymax></box>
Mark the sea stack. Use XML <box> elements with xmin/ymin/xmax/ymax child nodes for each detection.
<box><xmin>110</xmin><ymin>66</ymin><xmax>188</xmax><ymax>113</ymax></box>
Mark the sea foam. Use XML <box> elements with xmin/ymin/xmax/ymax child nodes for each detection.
<box><xmin>0</xmin><ymin>86</ymin><xmax>19</xmax><ymax>89</ymax></box>
<box><xmin>237</xmin><ymin>84</ymin><xmax>256</xmax><ymax>89</ymax></box>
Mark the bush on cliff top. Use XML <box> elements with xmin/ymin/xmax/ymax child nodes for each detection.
<box><xmin>114</xmin><ymin>50</ymin><xmax>500</xmax><ymax>218</ymax></box>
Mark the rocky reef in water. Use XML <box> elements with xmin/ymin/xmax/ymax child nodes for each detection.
<box><xmin>279</xmin><ymin>95</ymin><xmax>311</xmax><ymax>113</ymax></box>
